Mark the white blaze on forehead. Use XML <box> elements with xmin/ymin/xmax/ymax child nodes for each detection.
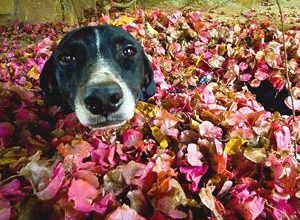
<box><xmin>94</xmin><ymin>28</ymin><xmax>101</xmax><ymax>55</ymax></box>
<box><xmin>74</xmin><ymin>60</ymin><xmax>136</xmax><ymax>128</ymax></box>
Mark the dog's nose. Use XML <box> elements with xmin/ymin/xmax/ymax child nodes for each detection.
<box><xmin>84</xmin><ymin>82</ymin><xmax>123</xmax><ymax>115</ymax></box>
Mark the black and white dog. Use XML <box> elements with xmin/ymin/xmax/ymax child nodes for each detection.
<box><xmin>40</xmin><ymin>25</ymin><xmax>155</xmax><ymax>128</ymax></box>
<box><xmin>40</xmin><ymin>25</ymin><xmax>296</xmax><ymax>129</ymax></box>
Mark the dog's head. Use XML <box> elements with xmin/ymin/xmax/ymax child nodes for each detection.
<box><xmin>40</xmin><ymin>25</ymin><xmax>155</xmax><ymax>128</ymax></box>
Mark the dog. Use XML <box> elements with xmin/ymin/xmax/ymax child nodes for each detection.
<box><xmin>40</xmin><ymin>25</ymin><xmax>155</xmax><ymax>129</ymax></box>
<box><xmin>247</xmin><ymin>80</ymin><xmax>298</xmax><ymax>116</ymax></box>
<box><xmin>40</xmin><ymin>25</ymin><xmax>295</xmax><ymax>130</ymax></box>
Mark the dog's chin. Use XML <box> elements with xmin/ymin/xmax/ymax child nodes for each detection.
<box><xmin>85</xmin><ymin>120</ymin><xmax>127</xmax><ymax>130</ymax></box>
<box><xmin>75</xmin><ymin>110</ymin><xmax>133</xmax><ymax>130</ymax></box>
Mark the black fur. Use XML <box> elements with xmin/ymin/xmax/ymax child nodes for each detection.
<box><xmin>247</xmin><ymin>80</ymin><xmax>298</xmax><ymax>115</ymax></box>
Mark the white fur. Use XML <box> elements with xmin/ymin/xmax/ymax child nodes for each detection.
<box><xmin>94</xmin><ymin>29</ymin><xmax>101</xmax><ymax>55</ymax></box>
<box><xmin>74</xmin><ymin>60</ymin><xmax>136</xmax><ymax>128</ymax></box>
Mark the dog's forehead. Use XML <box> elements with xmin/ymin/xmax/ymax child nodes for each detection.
<box><xmin>96</xmin><ymin>25</ymin><xmax>136</xmax><ymax>40</ymax></box>
<box><xmin>59</xmin><ymin>26</ymin><xmax>138</xmax><ymax>48</ymax></box>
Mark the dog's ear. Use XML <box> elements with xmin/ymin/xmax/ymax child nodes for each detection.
<box><xmin>40</xmin><ymin>55</ymin><xmax>62</xmax><ymax>106</ymax></box>
<box><xmin>141</xmin><ymin>53</ymin><xmax>156</xmax><ymax>101</ymax></box>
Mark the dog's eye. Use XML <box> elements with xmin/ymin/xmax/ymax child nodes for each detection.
<box><xmin>59</xmin><ymin>54</ymin><xmax>76</xmax><ymax>65</ymax></box>
<box><xmin>122</xmin><ymin>46</ymin><xmax>136</xmax><ymax>57</ymax></box>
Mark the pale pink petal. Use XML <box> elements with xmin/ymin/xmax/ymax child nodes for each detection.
<box><xmin>243</xmin><ymin>197</ymin><xmax>265</xmax><ymax>220</ymax></box>
<box><xmin>284</xmin><ymin>96</ymin><xmax>300</xmax><ymax>112</ymax></box>
<box><xmin>186</xmin><ymin>143</ymin><xmax>203</xmax><ymax>166</ymax></box>
<box><xmin>199</xmin><ymin>121</ymin><xmax>222</xmax><ymax>139</ymax></box>
<box><xmin>274</xmin><ymin>126</ymin><xmax>291</xmax><ymax>151</ymax></box>
<box><xmin>106</xmin><ymin>205</ymin><xmax>146</xmax><ymax>220</ymax></box>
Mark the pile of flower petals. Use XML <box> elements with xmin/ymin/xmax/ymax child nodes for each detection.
<box><xmin>0</xmin><ymin>9</ymin><xmax>300</xmax><ymax>220</ymax></box>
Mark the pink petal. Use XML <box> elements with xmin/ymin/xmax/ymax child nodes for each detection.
<box><xmin>134</xmin><ymin>162</ymin><xmax>156</xmax><ymax>191</ymax></box>
<box><xmin>122</xmin><ymin>129</ymin><xmax>143</xmax><ymax>147</ymax></box>
<box><xmin>199</xmin><ymin>121</ymin><xmax>222</xmax><ymax>139</ymax></box>
<box><xmin>274</xmin><ymin>126</ymin><xmax>291</xmax><ymax>151</ymax></box>
<box><xmin>0</xmin><ymin>179</ymin><xmax>24</xmax><ymax>204</ymax></box>
<box><xmin>239</xmin><ymin>62</ymin><xmax>249</xmax><ymax>71</ymax></box>
<box><xmin>91</xmin><ymin>140</ymin><xmax>117</xmax><ymax>167</ymax></box>
<box><xmin>119</xmin><ymin>161</ymin><xmax>146</xmax><ymax>185</ymax></box>
<box><xmin>68</xmin><ymin>178</ymin><xmax>98</xmax><ymax>212</ymax></box>
<box><xmin>93</xmin><ymin>194</ymin><xmax>115</xmax><ymax>214</ymax></box>
<box><xmin>239</xmin><ymin>73</ymin><xmax>252</xmax><ymax>82</ymax></box>
<box><xmin>269</xmin><ymin>72</ymin><xmax>286</xmax><ymax>91</ymax></box>
<box><xmin>0</xmin><ymin>199</ymin><xmax>10</xmax><ymax>220</ymax></box>
<box><xmin>186</xmin><ymin>144</ymin><xmax>203</xmax><ymax>166</ymax></box>
<box><xmin>0</xmin><ymin>122</ymin><xmax>15</xmax><ymax>139</ymax></box>
<box><xmin>187</xmin><ymin>11</ymin><xmax>202</xmax><ymax>22</ymax></box>
<box><xmin>0</xmin><ymin>179</ymin><xmax>21</xmax><ymax>196</ymax></box>
<box><xmin>284</xmin><ymin>96</ymin><xmax>300</xmax><ymax>112</ymax></box>
<box><xmin>199</xmin><ymin>86</ymin><xmax>216</xmax><ymax>104</ymax></box>
<box><xmin>243</xmin><ymin>197</ymin><xmax>265</xmax><ymax>220</ymax></box>
<box><xmin>37</xmin><ymin>163</ymin><xmax>65</xmax><ymax>200</ymax></box>
<box><xmin>223</xmin><ymin>111</ymin><xmax>246</xmax><ymax>127</ymax></box>
<box><xmin>118</xmin><ymin>161</ymin><xmax>156</xmax><ymax>191</ymax></box>
<box><xmin>167</xmin><ymin>209</ymin><xmax>188</xmax><ymax>219</ymax></box>
<box><xmin>254</xmin><ymin>62</ymin><xmax>270</xmax><ymax>81</ymax></box>
<box><xmin>180</xmin><ymin>165</ymin><xmax>208</xmax><ymax>191</ymax></box>
<box><xmin>14</xmin><ymin>108</ymin><xmax>37</xmax><ymax>122</ymax></box>
<box><xmin>150</xmin><ymin>211</ymin><xmax>168</xmax><ymax>220</ymax></box>
<box><xmin>273</xmin><ymin>201</ymin><xmax>297</xmax><ymax>219</ymax></box>
<box><xmin>106</xmin><ymin>205</ymin><xmax>146</xmax><ymax>220</ymax></box>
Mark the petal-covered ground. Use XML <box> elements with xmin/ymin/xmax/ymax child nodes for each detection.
<box><xmin>0</xmin><ymin>9</ymin><xmax>300</xmax><ymax>220</ymax></box>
